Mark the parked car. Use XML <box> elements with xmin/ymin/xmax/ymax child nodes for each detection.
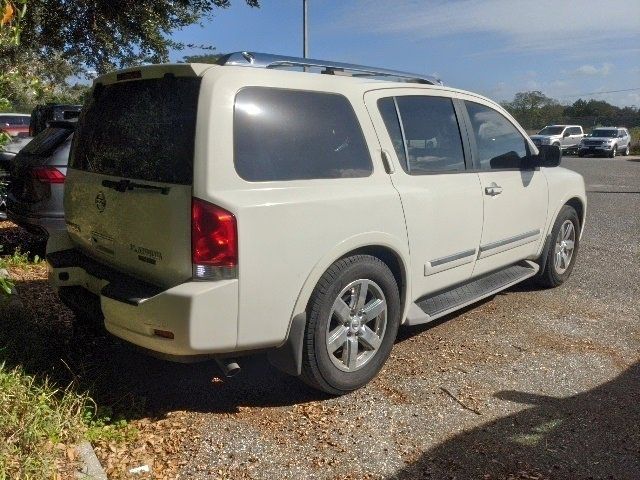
<box><xmin>6</xmin><ymin>121</ymin><xmax>74</xmax><ymax>236</ymax></box>
<box><xmin>578</xmin><ymin>127</ymin><xmax>631</xmax><ymax>158</ymax></box>
<box><xmin>29</xmin><ymin>104</ymin><xmax>81</xmax><ymax>137</ymax></box>
<box><xmin>46</xmin><ymin>53</ymin><xmax>586</xmax><ymax>394</ymax></box>
<box><xmin>0</xmin><ymin>135</ymin><xmax>33</xmax><ymax>220</ymax></box>
<box><xmin>0</xmin><ymin>113</ymin><xmax>31</xmax><ymax>137</ymax></box>
<box><xmin>530</xmin><ymin>125</ymin><xmax>584</xmax><ymax>155</ymax></box>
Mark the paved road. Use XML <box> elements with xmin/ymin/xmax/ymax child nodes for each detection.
<box><xmin>174</xmin><ymin>156</ymin><xmax>640</xmax><ymax>479</ymax></box>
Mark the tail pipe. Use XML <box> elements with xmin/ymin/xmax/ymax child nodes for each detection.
<box><xmin>215</xmin><ymin>358</ymin><xmax>241</xmax><ymax>377</ymax></box>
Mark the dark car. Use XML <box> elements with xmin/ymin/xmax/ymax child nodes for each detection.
<box><xmin>0</xmin><ymin>136</ymin><xmax>33</xmax><ymax>220</ymax></box>
<box><xmin>29</xmin><ymin>104</ymin><xmax>81</xmax><ymax>137</ymax></box>
<box><xmin>6</xmin><ymin>121</ymin><xmax>74</xmax><ymax>236</ymax></box>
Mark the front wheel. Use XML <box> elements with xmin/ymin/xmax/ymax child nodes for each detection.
<box><xmin>535</xmin><ymin>205</ymin><xmax>580</xmax><ymax>288</ymax></box>
<box><xmin>301</xmin><ymin>255</ymin><xmax>400</xmax><ymax>395</ymax></box>
<box><xmin>609</xmin><ymin>145</ymin><xmax>617</xmax><ymax>158</ymax></box>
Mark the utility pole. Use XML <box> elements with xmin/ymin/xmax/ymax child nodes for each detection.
<box><xmin>303</xmin><ymin>0</ymin><xmax>308</xmax><ymax>58</ymax></box>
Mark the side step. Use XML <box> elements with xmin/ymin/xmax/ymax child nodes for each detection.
<box><xmin>405</xmin><ymin>261</ymin><xmax>539</xmax><ymax>326</ymax></box>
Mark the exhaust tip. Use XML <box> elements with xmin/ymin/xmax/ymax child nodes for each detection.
<box><xmin>215</xmin><ymin>358</ymin><xmax>241</xmax><ymax>378</ymax></box>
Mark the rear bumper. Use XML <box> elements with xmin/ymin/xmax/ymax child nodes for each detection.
<box><xmin>47</xmin><ymin>249</ymin><xmax>239</xmax><ymax>357</ymax></box>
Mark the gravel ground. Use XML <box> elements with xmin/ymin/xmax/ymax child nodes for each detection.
<box><xmin>1</xmin><ymin>156</ymin><xmax>638</xmax><ymax>479</ymax></box>
<box><xmin>179</xmin><ymin>156</ymin><xmax>639</xmax><ymax>480</ymax></box>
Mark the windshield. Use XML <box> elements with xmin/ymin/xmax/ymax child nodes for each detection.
<box><xmin>537</xmin><ymin>126</ymin><xmax>564</xmax><ymax>135</ymax></box>
<box><xmin>70</xmin><ymin>76</ymin><xmax>201</xmax><ymax>185</ymax></box>
<box><xmin>590</xmin><ymin>129</ymin><xmax>617</xmax><ymax>138</ymax></box>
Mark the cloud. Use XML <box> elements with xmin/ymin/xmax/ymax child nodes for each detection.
<box><xmin>574</xmin><ymin>63</ymin><xmax>613</xmax><ymax>76</ymax></box>
<box><xmin>338</xmin><ymin>0</ymin><xmax>640</xmax><ymax>56</ymax></box>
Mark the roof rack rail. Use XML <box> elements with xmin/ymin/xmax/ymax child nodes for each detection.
<box><xmin>215</xmin><ymin>52</ymin><xmax>443</xmax><ymax>86</ymax></box>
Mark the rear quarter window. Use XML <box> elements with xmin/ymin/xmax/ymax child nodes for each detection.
<box><xmin>234</xmin><ymin>87</ymin><xmax>372</xmax><ymax>181</ymax></box>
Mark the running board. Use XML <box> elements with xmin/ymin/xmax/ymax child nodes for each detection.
<box><xmin>405</xmin><ymin>261</ymin><xmax>539</xmax><ymax>326</ymax></box>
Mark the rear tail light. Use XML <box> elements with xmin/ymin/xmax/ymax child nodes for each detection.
<box><xmin>31</xmin><ymin>166</ymin><xmax>65</xmax><ymax>184</ymax></box>
<box><xmin>191</xmin><ymin>198</ymin><xmax>238</xmax><ymax>280</ymax></box>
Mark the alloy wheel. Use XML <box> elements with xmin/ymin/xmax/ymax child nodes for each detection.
<box><xmin>325</xmin><ymin>279</ymin><xmax>387</xmax><ymax>372</ymax></box>
<box><xmin>554</xmin><ymin>220</ymin><xmax>576</xmax><ymax>274</ymax></box>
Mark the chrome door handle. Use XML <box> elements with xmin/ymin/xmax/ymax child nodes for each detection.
<box><xmin>485</xmin><ymin>184</ymin><xmax>503</xmax><ymax>196</ymax></box>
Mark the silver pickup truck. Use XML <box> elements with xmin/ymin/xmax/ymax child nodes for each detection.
<box><xmin>530</xmin><ymin>125</ymin><xmax>585</xmax><ymax>155</ymax></box>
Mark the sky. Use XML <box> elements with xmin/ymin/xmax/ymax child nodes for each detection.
<box><xmin>170</xmin><ymin>0</ymin><xmax>640</xmax><ymax>107</ymax></box>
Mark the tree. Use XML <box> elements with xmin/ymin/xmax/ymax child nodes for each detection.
<box><xmin>14</xmin><ymin>0</ymin><xmax>259</xmax><ymax>75</ymax></box>
<box><xmin>502</xmin><ymin>91</ymin><xmax>562</xmax><ymax>130</ymax></box>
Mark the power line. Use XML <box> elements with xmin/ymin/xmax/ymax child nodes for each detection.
<box><xmin>558</xmin><ymin>87</ymin><xmax>640</xmax><ymax>98</ymax></box>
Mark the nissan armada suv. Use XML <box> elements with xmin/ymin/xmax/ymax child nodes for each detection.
<box><xmin>46</xmin><ymin>52</ymin><xmax>586</xmax><ymax>395</ymax></box>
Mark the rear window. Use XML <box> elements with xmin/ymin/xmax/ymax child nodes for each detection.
<box><xmin>70</xmin><ymin>77</ymin><xmax>201</xmax><ymax>185</ymax></box>
<box><xmin>20</xmin><ymin>127</ymin><xmax>73</xmax><ymax>157</ymax></box>
<box><xmin>234</xmin><ymin>87</ymin><xmax>372</xmax><ymax>181</ymax></box>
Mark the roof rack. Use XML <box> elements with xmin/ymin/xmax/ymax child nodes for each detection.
<box><xmin>215</xmin><ymin>52</ymin><xmax>443</xmax><ymax>86</ymax></box>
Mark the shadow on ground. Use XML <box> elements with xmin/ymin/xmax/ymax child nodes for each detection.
<box><xmin>388</xmin><ymin>361</ymin><xmax>640</xmax><ymax>479</ymax></box>
<box><xmin>0</xmin><ymin>276</ymin><xmax>326</xmax><ymax>420</ymax></box>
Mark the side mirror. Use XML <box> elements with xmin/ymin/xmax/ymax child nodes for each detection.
<box><xmin>532</xmin><ymin>144</ymin><xmax>561</xmax><ymax>168</ymax></box>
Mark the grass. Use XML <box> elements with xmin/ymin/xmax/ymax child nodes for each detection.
<box><xmin>0</xmin><ymin>251</ymin><xmax>136</xmax><ymax>479</ymax></box>
<box><xmin>0</xmin><ymin>362</ymin><xmax>87</xmax><ymax>479</ymax></box>
<box><xmin>0</xmin><ymin>247</ymin><xmax>43</xmax><ymax>296</ymax></box>
<box><xmin>0</xmin><ymin>247</ymin><xmax>42</xmax><ymax>270</ymax></box>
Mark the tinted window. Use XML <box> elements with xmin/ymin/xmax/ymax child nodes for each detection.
<box><xmin>0</xmin><ymin>115</ymin><xmax>28</xmax><ymax>125</ymax></box>
<box><xmin>465</xmin><ymin>101</ymin><xmax>528</xmax><ymax>170</ymax></box>
<box><xmin>70</xmin><ymin>77</ymin><xmax>200</xmax><ymax>184</ymax></box>
<box><xmin>234</xmin><ymin>88</ymin><xmax>372</xmax><ymax>181</ymax></box>
<box><xmin>567</xmin><ymin>127</ymin><xmax>581</xmax><ymax>135</ymax></box>
<box><xmin>20</xmin><ymin>127</ymin><xmax>73</xmax><ymax>157</ymax></box>
<box><xmin>394</xmin><ymin>96</ymin><xmax>465</xmax><ymax>174</ymax></box>
<box><xmin>377</xmin><ymin>98</ymin><xmax>407</xmax><ymax>170</ymax></box>
<box><xmin>538</xmin><ymin>126</ymin><xmax>564</xmax><ymax>135</ymax></box>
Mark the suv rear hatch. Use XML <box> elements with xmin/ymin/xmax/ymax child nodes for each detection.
<box><xmin>66</xmin><ymin>67</ymin><xmax>205</xmax><ymax>288</ymax></box>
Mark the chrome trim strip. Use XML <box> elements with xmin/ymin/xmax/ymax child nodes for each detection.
<box><xmin>480</xmin><ymin>229</ymin><xmax>541</xmax><ymax>252</ymax></box>
<box><xmin>430</xmin><ymin>249</ymin><xmax>477</xmax><ymax>267</ymax></box>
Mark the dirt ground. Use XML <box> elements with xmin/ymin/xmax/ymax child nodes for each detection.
<box><xmin>1</xmin><ymin>156</ymin><xmax>638</xmax><ymax>479</ymax></box>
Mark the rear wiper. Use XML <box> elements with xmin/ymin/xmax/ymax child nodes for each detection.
<box><xmin>101</xmin><ymin>179</ymin><xmax>170</xmax><ymax>195</ymax></box>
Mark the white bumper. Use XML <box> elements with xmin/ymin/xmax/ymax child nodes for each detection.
<box><xmin>47</xmin><ymin>250</ymin><xmax>239</xmax><ymax>357</ymax></box>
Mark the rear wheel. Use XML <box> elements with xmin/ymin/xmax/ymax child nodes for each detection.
<box><xmin>535</xmin><ymin>205</ymin><xmax>580</xmax><ymax>288</ymax></box>
<box><xmin>622</xmin><ymin>144</ymin><xmax>630</xmax><ymax>156</ymax></box>
<box><xmin>301</xmin><ymin>255</ymin><xmax>400</xmax><ymax>395</ymax></box>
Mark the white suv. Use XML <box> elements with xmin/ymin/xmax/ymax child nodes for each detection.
<box><xmin>46</xmin><ymin>53</ymin><xmax>586</xmax><ymax>394</ymax></box>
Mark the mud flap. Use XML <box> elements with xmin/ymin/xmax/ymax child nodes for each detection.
<box><xmin>267</xmin><ymin>312</ymin><xmax>307</xmax><ymax>377</ymax></box>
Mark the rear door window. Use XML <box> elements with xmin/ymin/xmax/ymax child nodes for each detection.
<box><xmin>70</xmin><ymin>77</ymin><xmax>201</xmax><ymax>185</ymax></box>
<box><xmin>394</xmin><ymin>96</ymin><xmax>465</xmax><ymax>174</ymax></box>
<box><xmin>234</xmin><ymin>87</ymin><xmax>372</xmax><ymax>181</ymax></box>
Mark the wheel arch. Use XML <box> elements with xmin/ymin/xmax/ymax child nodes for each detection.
<box><xmin>268</xmin><ymin>234</ymin><xmax>411</xmax><ymax>377</ymax></box>
<box><xmin>566</xmin><ymin>196</ymin><xmax>585</xmax><ymax>230</ymax></box>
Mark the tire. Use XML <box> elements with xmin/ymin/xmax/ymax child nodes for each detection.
<box><xmin>622</xmin><ymin>144</ymin><xmax>630</xmax><ymax>156</ymax></box>
<box><xmin>578</xmin><ymin>151</ymin><xmax>585</xmax><ymax>158</ymax></box>
<box><xmin>608</xmin><ymin>145</ymin><xmax>617</xmax><ymax>158</ymax></box>
<box><xmin>535</xmin><ymin>205</ymin><xmax>580</xmax><ymax>288</ymax></box>
<box><xmin>300</xmin><ymin>255</ymin><xmax>401</xmax><ymax>395</ymax></box>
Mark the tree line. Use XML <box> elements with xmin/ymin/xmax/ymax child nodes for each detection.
<box><xmin>501</xmin><ymin>91</ymin><xmax>640</xmax><ymax>132</ymax></box>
